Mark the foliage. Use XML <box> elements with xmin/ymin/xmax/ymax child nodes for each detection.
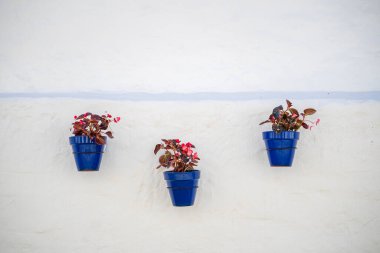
<box><xmin>259</xmin><ymin>100</ymin><xmax>320</xmax><ymax>133</ymax></box>
<box><xmin>71</xmin><ymin>112</ymin><xmax>121</xmax><ymax>145</ymax></box>
<box><xmin>154</xmin><ymin>139</ymin><xmax>200</xmax><ymax>172</ymax></box>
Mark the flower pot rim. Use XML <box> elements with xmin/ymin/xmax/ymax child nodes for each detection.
<box><xmin>262</xmin><ymin>131</ymin><xmax>300</xmax><ymax>140</ymax></box>
<box><xmin>69</xmin><ymin>135</ymin><xmax>107</xmax><ymax>145</ymax></box>
<box><xmin>164</xmin><ymin>170</ymin><xmax>200</xmax><ymax>181</ymax></box>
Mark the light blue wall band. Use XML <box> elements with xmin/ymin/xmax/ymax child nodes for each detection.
<box><xmin>0</xmin><ymin>91</ymin><xmax>379</xmax><ymax>101</ymax></box>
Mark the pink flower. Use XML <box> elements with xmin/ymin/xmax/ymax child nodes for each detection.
<box><xmin>113</xmin><ymin>116</ymin><xmax>121</xmax><ymax>123</ymax></box>
<box><xmin>175</xmin><ymin>139</ymin><xmax>180</xmax><ymax>143</ymax></box>
<box><xmin>181</xmin><ymin>142</ymin><xmax>195</xmax><ymax>156</ymax></box>
<box><xmin>84</xmin><ymin>113</ymin><xmax>88</xmax><ymax>117</ymax></box>
<box><xmin>107</xmin><ymin>114</ymin><xmax>112</xmax><ymax>118</ymax></box>
<box><xmin>291</xmin><ymin>113</ymin><xmax>298</xmax><ymax>118</ymax></box>
<box><xmin>193</xmin><ymin>152</ymin><xmax>199</xmax><ymax>159</ymax></box>
<box><xmin>181</xmin><ymin>143</ymin><xmax>188</xmax><ymax>152</ymax></box>
<box><xmin>74</xmin><ymin>115</ymin><xmax>77</xmax><ymax>119</ymax></box>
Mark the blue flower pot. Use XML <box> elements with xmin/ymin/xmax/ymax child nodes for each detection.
<box><xmin>262</xmin><ymin>131</ymin><xmax>300</xmax><ymax>167</ymax></box>
<box><xmin>163</xmin><ymin>170</ymin><xmax>200</xmax><ymax>207</ymax></box>
<box><xmin>69</xmin><ymin>136</ymin><xmax>106</xmax><ymax>171</ymax></box>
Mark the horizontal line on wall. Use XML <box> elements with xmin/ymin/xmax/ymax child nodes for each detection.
<box><xmin>0</xmin><ymin>91</ymin><xmax>379</xmax><ymax>101</ymax></box>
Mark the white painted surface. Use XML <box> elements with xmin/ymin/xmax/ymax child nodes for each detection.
<box><xmin>0</xmin><ymin>99</ymin><xmax>379</xmax><ymax>253</ymax></box>
<box><xmin>0</xmin><ymin>0</ymin><xmax>379</xmax><ymax>92</ymax></box>
<box><xmin>1</xmin><ymin>0</ymin><xmax>380</xmax><ymax>252</ymax></box>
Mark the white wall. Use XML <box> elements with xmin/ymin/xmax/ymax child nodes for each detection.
<box><xmin>0</xmin><ymin>0</ymin><xmax>379</xmax><ymax>92</ymax></box>
<box><xmin>0</xmin><ymin>1</ymin><xmax>380</xmax><ymax>253</ymax></box>
<box><xmin>0</xmin><ymin>99</ymin><xmax>380</xmax><ymax>253</ymax></box>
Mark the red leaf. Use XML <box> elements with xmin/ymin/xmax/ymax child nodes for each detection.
<box><xmin>289</xmin><ymin>108</ymin><xmax>299</xmax><ymax>116</ymax></box>
<box><xmin>304</xmin><ymin>108</ymin><xmax>316</xmax><ymax>116</ymax></box>
<box><xmin>91</xmin><ymin>114</ymin><xmax>102</xmax><ymax>120</ymax></box>
<box><xmin>95</xmin><ymin>135</ymin><xmax>106</xmax><ymax>145</ymax></box>
<box><xmin>154</xmin><ymin>144</ymin><xmax>162</xmax><ymax>155</ymax></box>
<box><xmin>99</xmin><ymin>119</ymin><xmax>109</xmax><ymax>130</ymax></box>
<box><xmin>259</xmin><ymin>120</ymin><xmax>271</xmax><ymax>125</ymax></box>
<box><xmin>302</xmin><ymin>122</ymin><xmax>309</xmax><ymax>129</ymax></box>
<box><xmin>286</xmin><ymin>99</ymin><xmax>292</xmax><ymax>108</ymax></box>
<box><xmin>159</xmin><ymin>154</ymin><xmax>169</xmax><ymax>166</ymax></box>
<box><xmin>105</xmin><ymin>131</ymin><xmax>114</xmax><ymax>138</ymax></box>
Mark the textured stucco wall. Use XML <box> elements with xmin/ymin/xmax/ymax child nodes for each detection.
<box><xmin>0</xmin><ymin>99</ymin><xmax>379</xmax><ymax>253</ymax></box>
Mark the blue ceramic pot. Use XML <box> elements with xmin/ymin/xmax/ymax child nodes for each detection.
<box><xmin>69</xmin><ymin>136</ymin><xmax>106</xmax><ymax>171</ymax></box>
<box><xmin>164</xmin><ymin>170</ymin><xmax>200</xmax><ymax>207</ymax></box>
<box><xmin>262</xmin><ymin>131</ymin><xmax>300</xmax><ymax>167</ymax></box>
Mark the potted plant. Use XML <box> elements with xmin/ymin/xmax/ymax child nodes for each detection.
<box><xmin>69</xmin><ymin>112</ymin><xmax>120</xmax><ymax>171</ymax></box>
<box><xmin>154</xmin><ymin>139</ymin><xmax>201</xmax><ymax>206</ymax></box>
<box><xmin>259</xmin><ymin>100</ymin><xmax>320</xmax><ymax>166</ymax></box>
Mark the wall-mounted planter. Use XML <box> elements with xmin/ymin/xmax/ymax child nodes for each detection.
<box><xmin>262</xmin><ymin>131</ymin><xmax>299</xmax><ymax>166</ymax></box>
<box><xmin>69</xmin><ymin>136</ymin><xmax>106</xmax><ymax>171</ymax></box>
<box><xmin>164</xmin><ymin>170</ymin><xmax>200</xmax><ymax>207</ymax></box>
